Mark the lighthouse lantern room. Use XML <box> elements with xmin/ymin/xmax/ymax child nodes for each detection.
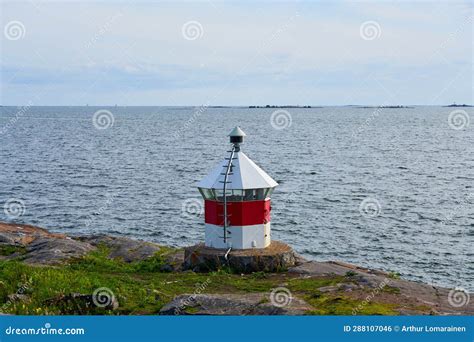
<box><xmin>197</xmin><ymin>127</ymin><xmax>278</xmax><ymax>249</ymax></box>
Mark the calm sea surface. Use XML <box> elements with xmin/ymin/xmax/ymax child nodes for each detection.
<box><xmin>0</xmin><ymin>106</ymin><xmax>473</xmax><ymax>290</ymax></box>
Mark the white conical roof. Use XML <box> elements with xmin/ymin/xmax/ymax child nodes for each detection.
<box><xmin>197</xmin><ymin>151</ymin><xmax>278</xmax><ymax>190</ymax></box>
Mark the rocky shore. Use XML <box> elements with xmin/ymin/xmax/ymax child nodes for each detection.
<box><xmin>0</xmin><ymin>221</ymin><xmax>472</xmax><ymax>315</ymax></box>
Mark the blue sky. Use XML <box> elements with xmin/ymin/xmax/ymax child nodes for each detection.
<box><xmin>1</xmin><ymin>1</ymin><xmax>472</xmax><ymax>106</ymax></box>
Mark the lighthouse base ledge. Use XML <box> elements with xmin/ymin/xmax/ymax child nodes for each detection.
<box><xmin>183</xmin><ymin>241</ymin><xmax>296</xmax><ymax>273</ymax></box>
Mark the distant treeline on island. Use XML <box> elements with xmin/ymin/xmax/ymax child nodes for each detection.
<box><xmin>357</xmin><ymin>105</ymin><xmax>414</xmax><ymax>109</ymax></box>
<box><xmin>249</xmin><ymin>105</ymin><xmax>314</xmax><ymax>108</ymax></box>
<box><xmin>443</xmin><ymin>103</ymin><xmax>473</xmax><ymax>107</ymax></box>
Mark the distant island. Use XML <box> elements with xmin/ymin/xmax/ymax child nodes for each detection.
<box><xmin>443</xmin><ymin>103</ymin><xmax>473</xmax><ymax>107</ymax></box>
<box><xmin>249</xmin><ymin>105</ymin><xmax>316</xmax><ymax>108</ymax></box>
<box><xmin>357</xmin><ymin>105</ymin><xmax>414</xmax><ymax>109</ymax></box>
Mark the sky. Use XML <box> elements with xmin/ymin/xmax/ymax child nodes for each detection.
<box><xmin>1</xmin><ymin>1</ymin><xmax>473</xmax><ymax>106</ymax></box>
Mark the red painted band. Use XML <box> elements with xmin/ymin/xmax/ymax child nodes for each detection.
<box><xmin>204</xmin><ymin>199</ymin><xmax>271</xmax><ymax>226</ymax></box>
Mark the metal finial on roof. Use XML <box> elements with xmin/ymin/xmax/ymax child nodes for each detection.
<box><xmin>228</xmin><ymin>126</ymin><xmax>246</xmax><ymax>137</ymax></box>
<box><xmin>228</xmin><ymin>126</ymin><xmax>246</xmax><ymax>146</ymax></box>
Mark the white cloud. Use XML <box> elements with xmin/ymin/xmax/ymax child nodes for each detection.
<box><xmin>1</xmin><ymin>1</ymin><xmax>472</xmax><ymax>105</ymax></box>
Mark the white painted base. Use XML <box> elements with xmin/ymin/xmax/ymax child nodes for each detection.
<box><xmin>205</xmin><ymin>223</ymin><xmax>271</xmax><ymax>249</ymax></box>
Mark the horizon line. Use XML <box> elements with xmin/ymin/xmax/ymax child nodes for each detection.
<box><xmin>1</xmin><ymin>104</ymin><xmax>472</xmax><ymax>108</ymax></box>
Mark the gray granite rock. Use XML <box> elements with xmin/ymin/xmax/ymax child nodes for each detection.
<box><xmin>0</xmin><ymin>222</ymin><xmax>175</xmax><ymax>266</ymax></box>
<box><xmin>23</xmin><ymin>237</ymin><xmax>95</xmax><ymax>265</ymax></box>
<box><xmin>76</xmin><ymin>235</ymin><xmax>162</xmax><ymax>262</ymax></box>
<box><xmin>163</xmin><ymin>249</ymin><xmax>185</xmax><ymax>272</ymax></box>
<box><xmin>184</xmin><ymin>241</ymin><xmax>296</xmax><ymax>273</ymax></box>
<box><xmin>160</xmin><ymin>293</ymin><xmax>312</xmax><ymax>315</ymax></box>
<box><xmin>289</xmin><ymin>260</ymin><xmax>474</xmax><ymax>315</ymax></box>
<box><xmin>0</xmin><ymin>222</ymin><xmax>94</xmax><ymax>264</ymax></box>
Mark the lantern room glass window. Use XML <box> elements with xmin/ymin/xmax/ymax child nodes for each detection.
<box><xmin>200</xmin><ymin>188</ymin><xmax>273</xmax><ymax>201</ymax></box>
<box><xmin>243</xmin><ymin>188</ymin><xmax>267</xmax><ymax>201</ymax></box>
<box><xmin>229</xmin><ymin>189</ymin><xmax>244</xmax><ymax>201</ymax></box>
<box><xmin>198</xmin><ymin>188</ymin><xmax>215</xmax><ymax>200</ymax></box>
<box><xmin>213</xmin><ymin>189</ymin><xmax>224</xmax><ymax>200</ymax></box>
<box><xmin>264</xmin><ymin>188</ymin><xmax>274</xmax><ymax>199</ymax></box>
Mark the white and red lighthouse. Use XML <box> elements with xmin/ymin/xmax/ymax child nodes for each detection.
<box><xmin>197</xmin><ymin>127</ymin><xmax>278</xmax><ymax>249</ymax></box>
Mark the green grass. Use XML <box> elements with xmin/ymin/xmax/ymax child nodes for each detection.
<box><xmin>66</xmin><ymin>244</ymin><xmax>179</xmax><ymax>274</ymax></box>
<box><xmin>0</xmin><ymin>247</ymin><xmax>286</xmax><ymax>315</ymax></box>
<box><xmin>0</xmin><ymin>248</ymin><xmax>405</xmax><ymax>315</ymax></box>
<box><xmin>287</xmin><ymin>276</ymin><xmax>398</xmax><ymax>315</ymax></box>
<box><xmin>345</xmin><ymin>271</ymin><xmax>357</xmax><ymax>277</ymax></box>
<box><xmin>183</xmin><ymin>306</ymin><xmax>200</xmax><ymax>314</ymax></box>
<box><xmin>387</xmin><ymin>271</ymin><xmax>401</xmax><ymax>280</ymax></box>
<box><xmin>382</xmin><ymin>285</ymin><xmax>401</xmax><ymax>294</ymax></box>
<box><xmin>0</xmin><ymin>245</ymin><xmax>26</xmax><ymax>257</ymax></box>
<box><xmin>306</xmin><ymin>295</ymin><xmax>398</xmax><ymax>315</ymax></box>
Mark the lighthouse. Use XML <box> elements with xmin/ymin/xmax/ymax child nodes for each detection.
<box><xmin>197</xmin><ymin>127</ymin><xmax>278</xmax><ymax>249</ymax></box>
